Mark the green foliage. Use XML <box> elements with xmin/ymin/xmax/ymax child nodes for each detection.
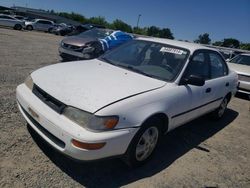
<box><xmin>240</xmin><ymin>43</ymin><xmax>250</xmax><ymax>50</ymax></box>
<box><xmin>213</xmin><ymin>41</ymin><xmax>223</xmax><ymax>46</ymax></box>
<box><xmin>110</xmin><ymin>19</ymin><xmax>133</xmax><ymax>33</ymax></box>
<box><xmin>88</xmin><ymin>16</ymin><xmax>109</xmax><ymax>27</ymax></box>
<box><xmin>133</xmin><ymin>27</ymin><xmax>148</xmax><ymax>35</ymax></box>
<box><xmin>194</xmin><ymin>33</ymin><xmax>211</xmax><ymax>44</ymax></box>
<box><xmin>222</xmin><ymin>38</ymin><xmax>240</xmax><ymax>48</ymax></box>
<box><xmin>147</xmin><ymin>26</ymin><xmax>174</xmax><ymax>39</ymax></box>
<box><xmin>159</xmin><ymin>28</ymin><xmax>174</xmax><ymax>39</ymax></box>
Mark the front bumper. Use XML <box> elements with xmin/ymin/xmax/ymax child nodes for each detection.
<box><xmin>59</xmin><ymin>46</ymin><xmax>85</xmax><ymax>61</ymax></box>
<box><xmin>16</xmin><ymin>84</ymin><xmax>139</xmax><ymax>161</ymax></box>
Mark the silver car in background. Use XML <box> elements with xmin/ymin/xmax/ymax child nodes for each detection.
<box><xmin>0</xmin><ymin>14</ymin><xmax>25</xmax><ymax>30</ymax></box>
<box><xmin>25</xmin><ymin>19</ymin><xmax>54</xmax><ymax>32</ymax></box>
<box><xmin>227</xmin><ymin>53</ymin><xmax>250</xmax><ymax>95</ymax></box>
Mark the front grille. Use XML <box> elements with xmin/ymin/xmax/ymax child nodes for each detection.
<box><xmin>32</xmin><ymin>84</ymin><xmax>66</xmax><ymax>114</ymax></box>
<box><xmin>20</xmin><ymin>104</ymin><xmax>65</xmax><ymax>149</ymax></box>
<box><xmin>62</xmin><ymin>43</ymin><xmax>83</xmax><ymax>52</ymax></box>
<box><xmin>238</xmin><ymin>74</ymin><xmax>250</xmax><ymax>82</ymax></box>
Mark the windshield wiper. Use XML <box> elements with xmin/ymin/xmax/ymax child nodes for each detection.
<box><xmin>116</xmin><ymin>64</ymin><xmax>154</xmax><ymax>78</ymax></box>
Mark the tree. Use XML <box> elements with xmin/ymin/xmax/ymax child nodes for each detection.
<box><xmin>240</xmin><ymin>43</ymin><xmax>250</xmax><ymax>50</ymax></box>
<box><xmin>147</xmin><ymin>26</ymin><xmax>161</xmax><ymax>37</ymax></box>
<box><xmin>133</xmin><ymin>27</ymin><xmax>148</xmax><ymax>35</ymax></box>
<box><xmin>87</xmin><ymin>16</ymin><xmax>108</xmax><ymax>27</ymax></box>
<box><xmin>213</xmin><ymin>41</ymin><xmax>223</xmax><ymax>46</ymax></box>
<box><xmin>159</xmin><ymin>28</ymin><xmax>174</xmax><ymax>39</ymax></box>
<box><xmin>194</xmin><ymin>33</ymin><xmax>211</xmax><ymax>44</ymax></box>
<box><xmin>110</xmin><ymin>19</ymin><xmax>133</xmax><ymax>33</ymax></box>
<box><xmin>222</xmin><ymin>38</ymin><xmax>240</xmax><ymax>48</ymax></box>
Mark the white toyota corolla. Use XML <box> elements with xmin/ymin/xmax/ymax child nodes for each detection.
<box><xmin>16</xmin><ymin>38</ymin><xmax>238</xmax><ymax>166</ymax></box>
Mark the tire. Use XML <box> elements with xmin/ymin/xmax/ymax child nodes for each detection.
<box><xmin>14</xmin><ymin>24</ymin><xmax>22</xmax><ymax>30</ymax></box>
<box><xmin>123</xmin><ymin>118</ymin><xmax>162</xmax><ymax>167</ymax></box>
<box><xmin>26</xmin><ymin>25</ymin><xmax>33</xmax><ymax>31</ymax></box>
<box><xmin>48</xmin><ymin>28</ymin><xmax>53</xmax><ymax>33</ymax></box>
<box><xmin>210</xmin><ymin>97</ymin><xmax>228</xmax><ymax>119</ymax></box>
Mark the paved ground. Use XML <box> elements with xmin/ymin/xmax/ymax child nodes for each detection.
<box><xmin>0</xmin><ymin>28</ymin><xmax>249</xmax><ymax>188</ymax></box>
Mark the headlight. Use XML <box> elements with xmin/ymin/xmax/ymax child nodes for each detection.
<box><xmin>63</xmin><ymin>107</ymin><xmax>119</xmax><ymax>131</ymax></box>
<box><xmin>24</xmin><ymin>75</ymin><xmax>34</xmax><ymax>90</ymax></box>
<box><xmin>82</xmin><ymin>46</ymin><xmax>95</xmax><ymax>54</ymax></box>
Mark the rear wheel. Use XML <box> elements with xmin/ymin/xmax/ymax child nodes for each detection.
<box><xmin>123</xmin><ymin>119</ymin><xmax>162</xmax><ymax>167</ymax></box>
<box><xmin>26</xmin><ymin>25</ymin><xmax>33</xmax><ymax>31</ymax></box>
<box><xmin>14</xmin><ymin>24</ymin><xmax>22</xmax><ymax>30</ymax></box>
<box><xmin>210</xmin><ymin>97</ymin><xmax>228</xmax><ymax>119</ymax></box>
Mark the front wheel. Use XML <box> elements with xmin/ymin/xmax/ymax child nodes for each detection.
<box><xmin>26</xmin><ymin>25</ymin><xmax>33</xmax><ymax>31</ymax></box>
<box><xmin>123</xmin><ymin>120</ymin><xmax>161</xmax><ymax>167</ymax></box>
<box><xmin>210</xmin><ymin>97</ymin><xmax>228</xmax><ymax>119</ymax></box>
<box><xmin>14</xmin><ymin>24</ymin><xmax>22</xmax><ymax>30</ymax></box>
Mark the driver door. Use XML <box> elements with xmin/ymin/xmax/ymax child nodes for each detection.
<box><xmin>171</xmin><ymin>50</ymin><xmax>214</xmax><ymax>128</ymax></box>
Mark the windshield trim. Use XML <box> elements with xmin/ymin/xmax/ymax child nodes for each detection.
<box><xmin>99</xmin><ymin>39</ymin><xmax>190</xmax><ymax>82</ymax></box>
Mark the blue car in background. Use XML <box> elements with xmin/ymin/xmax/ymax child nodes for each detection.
<box><xmin>59</xmin><ymin>28</ymin><xmax>134</xmax><ymax>61</ymax></box>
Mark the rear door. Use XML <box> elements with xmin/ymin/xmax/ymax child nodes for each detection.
<box><xmin>0</xmin><ymin>15</ymin><xmax>15</xmax><ymax>27</ymax></box>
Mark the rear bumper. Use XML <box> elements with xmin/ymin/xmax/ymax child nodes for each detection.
<box><xmin>16</xmin><ymin>84</ymin><xmax>139</xmax><ymax>161</ymax></box>
<box><xmin>237</xmin><ymin>80</ymin><xmax>250</xmax><ymax>95</ymax></box>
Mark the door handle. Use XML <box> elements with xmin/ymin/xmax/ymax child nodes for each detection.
<box><xmin>205</xmin><ymin>88</ymin><xmax>211</xmax><ymax>93</ymax></box>
<box><xmin>225</xmin><ymin>82</ymin><xmax>229</xmax><ymax>87</ymax></box>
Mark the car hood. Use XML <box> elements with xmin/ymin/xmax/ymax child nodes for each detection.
<box><xmin>228</xmin><ymin>63</ymin><xmax>250</xmax><ymax>76</ymax></box>
<box><xmin>31</xmin><ymin>59</ymin><xmax>166</xmax><ymax>113</ymax></box>
<box><xmin>62</xmin><ymin>36</ymin><xmax>96</xmax><ymax>47</ymax></box>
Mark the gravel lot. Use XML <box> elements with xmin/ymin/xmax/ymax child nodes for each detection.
<box><xmin>0</xmin><ymin>28</ymin><xmax>249</xmax><ymax>188</ymax></box>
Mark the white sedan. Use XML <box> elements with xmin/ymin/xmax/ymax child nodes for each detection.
<box><xmin>16</xmin><ymin>38</ymin><xmax>238</xmax><ymax>166</ymax></box>
<box><xmin>0</xmin><ymin>14</ymin><xmax>25</xmax><ymax>30</ymax></box>
<box><xmin>227</xmin><ymin>53</ymin><xmax>250</xmax><ymax>95</ymax></box>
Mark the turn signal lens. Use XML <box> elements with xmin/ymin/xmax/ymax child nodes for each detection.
<box><xmin>72</xmin><ymin>139</ymin><xmax>106</xmax><ymax>150</ymax></box>
<box><xmin>104</xmin><ymin>118</ymin><xmax>119</xmax><ymax>129</ymax></box>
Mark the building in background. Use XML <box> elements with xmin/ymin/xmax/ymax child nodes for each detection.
<box><xmin>1</xmin><ymin>6</ymin><xmax>80</xmax><ymax>26</ymax></box>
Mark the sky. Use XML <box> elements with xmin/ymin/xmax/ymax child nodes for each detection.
<box><xmin>1</xmin><ymin>0</ymin><xmax>250</xmax><ymax>42</ymax></box>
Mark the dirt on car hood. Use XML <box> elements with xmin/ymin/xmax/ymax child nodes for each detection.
<box><xmin>31</xmin><ymin>59</ymin><xmax>166</xmax><ymax>113</ymax></box>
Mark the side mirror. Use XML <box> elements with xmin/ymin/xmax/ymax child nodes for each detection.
<box><xmin>183</xmin><ymin>75</ymin><xmax>205</xmax><ymax>86</ymax></box>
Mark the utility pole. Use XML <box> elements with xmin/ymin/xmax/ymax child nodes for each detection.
<box><xmin>136</xmin><ymin>14</ymin><xmax>141</xmax><ymax>28</ymax></box>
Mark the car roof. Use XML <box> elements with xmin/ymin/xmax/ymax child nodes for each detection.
<box><xmin>35</xmin><ymin>19</ymin><xmax>53</xmax><ymax>22</ymax></box>
<box><xmin>240</xmin><ymin>53</ymin><xmax>250</xmax><ymax>56</ymax></box>
<box><xmin>137</xmin><ymin>36</ymin><xmax>216</xmax><ymax>53</ymax></box>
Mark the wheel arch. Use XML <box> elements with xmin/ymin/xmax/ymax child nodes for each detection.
<box><xmin>140</xmin><ymin>112</ymin><xmax>169</xmax><ymax>134</ymax></box>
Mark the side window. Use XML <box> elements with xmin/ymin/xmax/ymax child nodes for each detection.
<box><xmin>184</xmin><ymin>52</ymin><xmax>210</xmax><ymax>80</ymax></box>
<box><xmin>209</xmin><ymin>52</ymin><xmax>228</xmax><ymax>79</ymax></box>
<box><xmin>37</xmin><ymin>20</ymin><xmax>43</xmax><ymax>24</ymax></box>
<box><xmin>2</xmin><ymin>16</ymin><xmax>14</xmax><ymax>20</ymax></box>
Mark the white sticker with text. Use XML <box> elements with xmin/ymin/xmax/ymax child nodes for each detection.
<box><xmin>160</xmin><ymin>47</ymin><xmax>185</xmax><ymax>55</ymax></box>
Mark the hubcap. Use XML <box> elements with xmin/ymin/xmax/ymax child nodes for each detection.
<box><xmin>135</xmin><ymin>127</ymin><xmax>159</xmax><ymax>161</ymax></box>
<box><xmin>218</xmin><ymin>98</ymin><xmax>227</xmax><ymax>117</ymax></box>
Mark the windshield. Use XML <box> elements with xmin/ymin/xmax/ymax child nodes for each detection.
<box><xmin>100</xmin><ymin>40</ymin><xmax>190</xmax><ymax>82</ymax></box>
<box><xmin>230</xmin><ymin>54</ymin><xmax>250</xmax><ymax>66</ymax></box>
<box><xmin>77</xmin><ymin>28</ymin><xmax>113</xmax><ymax>39</ymax></box>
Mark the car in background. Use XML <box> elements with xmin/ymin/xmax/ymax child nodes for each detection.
<box><xmin>227</xmin><ymin>53</ymin><xmax>250</xmax><ymax>95</ymax></box>
<box><xmin>51</xmin><ymin>23</ymin><xmax>75</xmax><ymax>36</ymax></box>
<box><xmin>13</xmin><ymin>15</ymin><xmax>28</xmax><ymax>21</ymax></box>
<box><xmin>25</xmin><ymin>19</ymin><xmax>54</xmax><ymax>32</ymax></box>
<box><xmin>0</xmin><ymin>14</ymin><xmax>25</xmax><ymax>30</ymax></box>
<box><xmin>17</xmin><ymin>38</ymin><xmax>238</xmax><ymax>166</ymax></box>
<box><xmin>59</xmin><ymin>28</ymin><xmax>134</xmax><ymax>61</ymax></box>
<box><xmin>67</xmin><ymin>23</ymin><xmax>105</xmax><ymax>36</ymax></box>
<box><xmin>59</xmin><ymin>28</ymin><xmax>114</xmax><ymax>61</ymax></box>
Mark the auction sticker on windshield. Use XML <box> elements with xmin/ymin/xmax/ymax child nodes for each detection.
<box><xmin>160</xmin><ymin>47</ymin><xmax>186</xmax><ymax>55</ymax></box>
